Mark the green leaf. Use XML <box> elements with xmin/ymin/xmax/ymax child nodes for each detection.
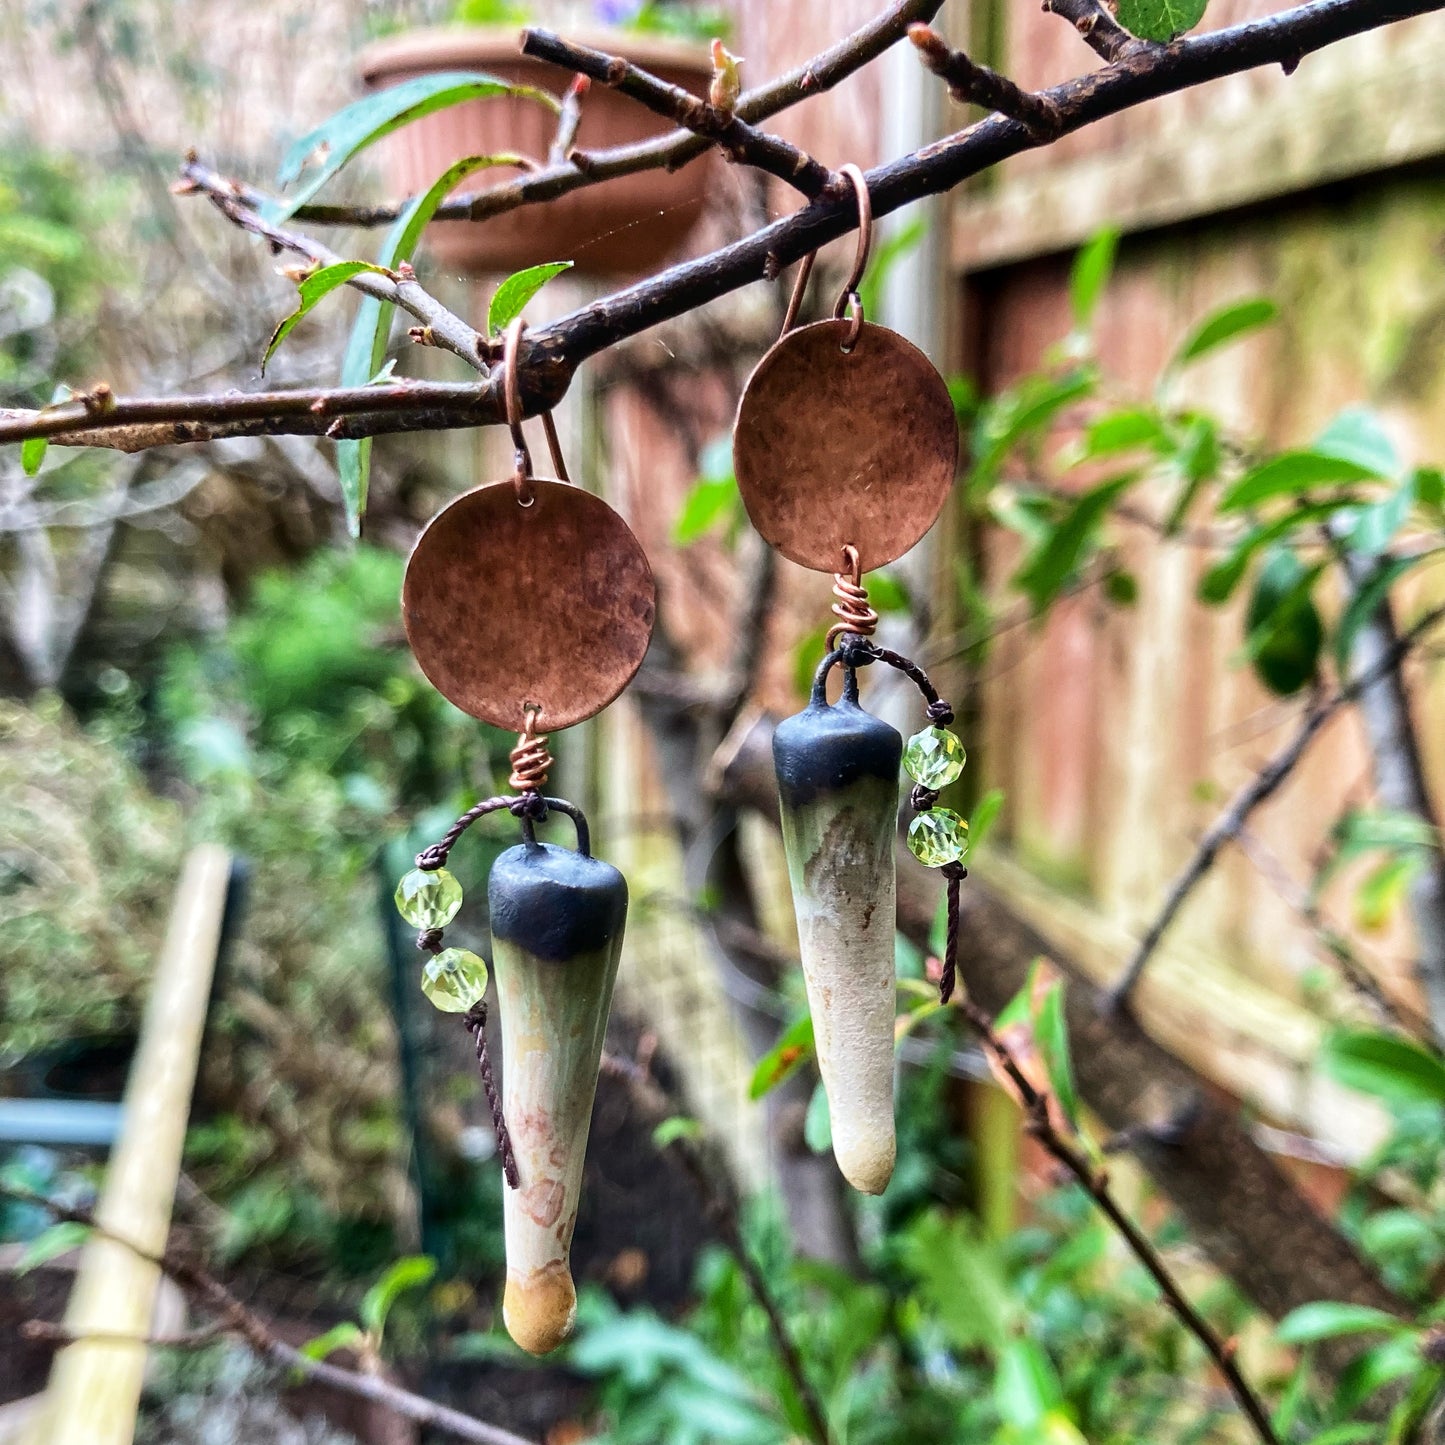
<box><xmin>1068</xmin><ymin>228</ymin><xmax>1119</xmax><ymax>328</ymax></box>
<box><xmin>1356</xmin><ymin>854</ymin><xmax>1422</xmax><ymax>931</ymax></box>
<box><xmin>17</xmin><ymin>1220</ymin><xmax>90</xmax><ymax>1273</ymax></box>
<box><xmin>1276</xmin><ymin>1301</ymin><xmax>1409</xmax><ymax>1345</ymax></box>
<box><xmin>858</xmin><ymin>212</ymin><xmax>928</xmax><ymax>319</ymax></box>
<box><xmin>1198</xmin><ymin>500</ymin><xmax>1353</xmax><ymax>604</ymax></box>
<box><xmin>1032</xmin><ymin>972</ymin><xmax>1079</xmax><ymax>1129</ymax></box>
<box><xmin>866</xmin><ymin>569</ymin><xmax>911</xmax><ymax>613</ymax></box>
<box><xmin>968</xmin><ymin>789</ymin><xmax>1005</xmax><ymax>852</ymax></box>
<box><xmin>652</xmin><ymin>1116</ymin><xmax>704</xmax><ymax>1149</ymax></box>
<box><xmin>264</xmin><ymin>261</ymin><xmax>391</xmax><ymax>372</ymax></box>
<box><xmin>672</xmin><ymin>474</ymin><xmax>740</xmax><ymax>545</ymax></box>
<box><xmin>1077</xmin><ymin>407</ymin><xmax>1166</xmax><ymax>461</ymax></box>
<box><xmin>1170</xmin><ymin>297</ymin><xmax>1277</xmax><ymax>367</ymax></box>
<box><xmin>970</xmin><ymin>368</ymin><xmax>1096</xmax><ymax>497</ymax></box>
<box><xmin>1320</xmin><ymin>1028</ymin><xmax>1445</xmax><ymax>1107</ymax></box>
<box><xmin>803</xmin><ymin>1079</ymin><xmax>832</xmax><ymax>1154</ymax></box>
<box><xmin>1336</xmin><ymin>556</ymin><xmax>1418</xmax><ymax>676</ymax></box>
<box><xmin>359</xmin><ymin>1255</ymin><xmax>437</xmax><ymax>1335</ymax></box>
<box><xmin>1243</xmin><ymin>547</ymin><xmax>1322</xmax><ymax>696</ymax></box>
<box><xmin>1335</xmin><ymin>1334</ymin><xmax>1421</xmax><ymax>1415</ymax></box>
<box><xmin>748</xmin><ymin>1014</ymin><xmax>815</xmax><ymax>1099</ymax></box>
<box><xmin>1103</xmin><ymin>569</ymin><xmax>1138</xmax><ymax>606</ymax></box>
<box><xmin>1013</xmin><ymin>474</ymin><xmax>1135</xmax><ymax>614</ymax></box>
<box><xmin>299</xmin><ymin>1321</ymin><xmax>366</xmax><ymax>1361</ymax></box>
<box><xmin>1315</xmin><ymin>406</ymin><xmax>1400</xmax><ymax>479</ymax></box>
<box><xmin>334</xmin><ymin>154</ymin><xmax>517</xmax><ymax>534</ymax></box>
<box><xmin>1222</xmin><ymin>451</ymin><xmax>1377</xmax><ymax>512</ymax></box>
<box><xmin>21</xmin><ymin>435</ymin><xmax>47</xmax><ymax>476</ymax></box>
<box><xmin>995</xmin><ymin>1338</ymin><xmax>1064</xmax><ymax>1430</ymax></box>
<box><xmin>272</xmin><ymin>73</ymin><xmax>558</xmax><ymax>221</ymax></box>
<box><xmin>486</xmin><ymin>261</ymin><xmax>574</xmax><ymax>336</ymax></box>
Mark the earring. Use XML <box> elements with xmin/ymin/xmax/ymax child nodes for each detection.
<box><xmin>733</xmin><ymin>166</ymin><xmax>966</xmax><ymax>1196</ymax></box>
<box><xmin>395</xmin><ymin>319</ymin><xmax>655</xmax><ymax>1355</ymax></box>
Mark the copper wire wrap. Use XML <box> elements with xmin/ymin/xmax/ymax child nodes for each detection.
<box><xmin>826</xmin><ymin>543</ymin><xmax>879</xmax><ymax>648</ymax></box>
<box><xmin>508</xmin><ymin>708</ymin><xmax>553</xmax><ymax>793</ymax></box>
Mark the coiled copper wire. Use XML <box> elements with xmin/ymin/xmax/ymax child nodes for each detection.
<box><xmin>508</xmin><ymin>708</ymin><xmax>553</xmax><ymax>793</ymax></box>
<box><xmin>826</xmin><ymin>543</ymin><xmax>879</xmax><ymax>648</ymax></box>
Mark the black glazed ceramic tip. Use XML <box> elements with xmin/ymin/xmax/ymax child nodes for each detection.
<box><xmin>488</xmin><ymin>842</ymin><xmax>628</xmax><ymax>964</ymax></box>
<box><xmin>773</xmin><ymin>693</ymin><xmax>903</xmax><ymax>812</ymax></box>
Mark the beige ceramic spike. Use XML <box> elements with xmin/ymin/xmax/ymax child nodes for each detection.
<box><xmin>488</xmin><ymin>840</ymin><xmax>627</xmax><ymax>1354</ymax></box>
<box><xmin>773</xmin><ymin>682</ymin><xmax>902</xmax><ymax>1194</ymax></box>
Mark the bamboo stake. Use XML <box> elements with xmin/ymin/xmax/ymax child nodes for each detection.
<box><xmin>32</xmin><ymin>844</ymin><xmax>232</xmax><ymax>1445</ymax></box>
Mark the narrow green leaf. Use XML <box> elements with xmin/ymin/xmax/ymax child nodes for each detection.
<box><xmin>264</xmin><ymin>261</ymin><xmax>391</xmax><ymax>372</ymax></box>
<box><xmin>1013</xmin><ymin>474</ymin><xmax>1135</xmax><ymax>614</ymax></box>
<box><xmin>17</xmin><ymin>1220</ymin><xmax>90</xmax><ymax>1273</ymax></box>
<box><xmin>1334</xmin><ymin>1334</ymin><xmax>1421</xmax><ymax>1415</ymax></box>
<box><xmin>334</xmin><ymin>155</ymin><xmax>517</xmax><ymax>533</ymax></box>
<box><xmin>652</xmin><ymin>1116</ymin><xmax>704</xmax><ymax>1149</ymax></box>
<box><xmin>1320</xmin><ymin>1028</ymin><xmax>1445</xmax><ymax>1107</ymax></box>
<box><xmin>968</xmin><ymin>789</ymin><xmax>1005</xmax><ymax>852</ymax></box>
<box><xmin>487</xmin><ymin>261</ymin><xmax>574</xmax><ymax>337</ymax></box>
<box><xmin>299</xmin><ymin>1321</ymin><xmax>366</xmax><ymax>1361</ymax></box>
<box><xmin>1355</xmin><ymin>854</ymin><xmax>1422</xmax><ymax>931</ymax></box>
<box><xmin>21</xmin><ymin>435</ymin><xmax>47</xmax><ymax>476</ymax></box>
<box><xmin>995</xmin><ymin>1337</ymin><xmax>1064</xmax><ymax>1429</ymax></box>
<box><xmin>272</xmin><ymin>73</ymin><xmax>558</xmax><ymax>221</ymax></box>
<box><xmin>970</xmin><ymin>368</ymin><xmax>1096</xmax><ymax>498</ymax></box>
<box><xmin>672</xmin><ymin>474</ymin><xmax>739</xmax><ymax>545</ymax></box>
<box><xmin>1069</xmin><ymin>228</ymin><xmax>1119</xmax><ymax>328</ymax></box>
<box><xmin>1198</xmin><ymin>500</ymin><xmax>1354</xmax><ymax>604</ymax></box>
<box><xmin>803</xmin><ymin>1079</ymin><xmax>832</xmax><ymax>1154</ymax></box>
<box><xmin>748</xmin><ymin>1014</ymin><xmax>815</xmax><ymax>1100</ymax></box>
<box><xmin>1222</xmin><ymin>451</ymin><xmax>1375</xmax><ymax>512</ymax></box>
<box><xmin>1032</xmin><ymin>974</ymin><xmax>1078</xmax><ymax>1129</ymax></box>
<box><xmin>1315</xmin><ymin>406</ymin><xmax>1400</xmax><ymax>479</ymax></box>
<box><xmin>1077</xmin><ymin>407</ymin><xmax>1165</xmax><ymax>461</ymax></box>
<box><xmin>359</xmin><ymin>1255</ymin><xmax>437</xmax><ymax>1335</ymax></box>
<box><xmin>1170</xmin><ymin>297</ymin><xmax>1277</xmax><ymax>367</ymax></box>
<box><xmin>1276</xmin><ymin>1301</ymin><xmax>1409</xmax><ymax>1346</ymax></box>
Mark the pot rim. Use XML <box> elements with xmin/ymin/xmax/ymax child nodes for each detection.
<box><xmin>356</xmin><ymin>24</ymin><xmax>713</xmax><ymax>86</ymax></box>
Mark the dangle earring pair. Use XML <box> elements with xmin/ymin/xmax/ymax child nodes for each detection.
<box><xmin>734</xmin><ymin>165</ymin><xmax>969</xmax><ymax>1196</ymax></box>
<box><xmin>396</xmin><ymin>319</ymin><xmax>655</xmax><ymax>1357</ymax></box>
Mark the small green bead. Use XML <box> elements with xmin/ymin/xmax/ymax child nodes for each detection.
<box><xmin>907</xmin><ymin>809</ymin><xmax>970</xmax><ymax>867</ymax></box>
<box><xmin>421</xmin><ymin>948</ymin><xmax>490</xmax><ymax>1013</ymax></box>
<box><xmin>395</xmin><ymin>866</ymin><xmax>463</xmax><ymax>929</ymax></box>
<box><xmin>903</xmin><ymin>726</ymin><xmax>967</xmax><ymax>790</ymax></box>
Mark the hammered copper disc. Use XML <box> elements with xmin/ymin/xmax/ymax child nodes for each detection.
<box><xmin>403</xmin><ymin>479</ymin><xmax>655</xmax><ymax>730</ymax></box>
<box><xmin>733</xmin><ymin>318</ymin><xmax>959</xmax><ymax>573</ymax></box>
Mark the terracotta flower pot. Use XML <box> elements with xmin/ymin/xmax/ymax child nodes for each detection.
<box><xmin>356</xmin><ymin>27</ymin><xmax>718</xmax><ymax>277</ymax></box>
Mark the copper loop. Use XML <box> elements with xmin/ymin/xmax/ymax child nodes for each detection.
<box><xmin>832</xmin><ymin>164</ymin><xmax>873</xmax><ymax>319</ymax></box>
<box><xmin>780</xmin><ymin>251</ymin><xmax>816</xmax><ymax>337</ymax></box>
<box><xmin>826</xmin><ymin>543</ymin><xmax>879</xmax><ymax>648</ymax></box>
<box><xmin>541</xmin><ymin>409</ymin><xmax>571</xmax><ymax>484</ymax></box>
<box><xmin>503</xmin><ymin>316</ymin><xmax>535</xmax><ymax>505</ymax></box>
<box><xmin>509</xmin><ymin>708</ymin><xmax>553</xmax><ymax>793</ymax></box>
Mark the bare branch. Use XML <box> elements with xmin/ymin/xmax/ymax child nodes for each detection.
<box><xmin>1</xmin><ymin>1186</ymin><xmax>537</xmax><ymax>1445</ymax></box>
<box><xmin>907</xmin><ymin>24</ymin><xmax>1063</xmax><ymax>139</ymax></box>
<box><xmin>1042</xmin><ymin>0</ymin><xmax>1156</xmax><ymax>62</ymax></box>
<box><xmin>1106</xmin><ymin>601</ymin><xmax>1445</xmax><ymax>1011</ymax></box>
<box><xmin>521</xmin><ymin>29</ymin><xmax>839</xmax><ymax>198</ymax></box>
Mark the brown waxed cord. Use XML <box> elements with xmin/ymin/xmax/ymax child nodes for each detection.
<box><xmin>465</xmin><ymin>1001</ymin><xmax>519</xmax><ymax>1188</ymax></box>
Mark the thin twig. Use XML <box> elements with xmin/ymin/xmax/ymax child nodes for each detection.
<box><xmin>522</xmin><ymin>29</ymin><xmax>838</xmax><ymax>198</ymax></box>
<box><xmin>1105</xmin><ymin>601</ymin><xmax>1445</xmax><ymax>1010</ymax></box>
<box><xmin>950</xmin><ymin>997</ymin><xmax>1282</xmax><ymax>1444</ymax></box>
<box><xmin>1042</xmin><ymin>0</ymin><xmax>1155</xmax><ymax>62</ymax></box>
<box><xmin>907</xmin><ymin>24</ymin><xmax>1063</xmax><ymax>139</ymax></box>
<box><xmin>599</xmin><ymin>1053</ymin><xmax>834</xmax><ymax>1445</ymax></box>
<box><xmin>1</xmin><ymin>1187</ymin><xmax>538</xmax><ymax>1445</ymax></box>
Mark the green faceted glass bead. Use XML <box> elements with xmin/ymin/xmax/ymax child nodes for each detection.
<box><xmin>903</xmin><ymin>726</ymin><xmax>967</xmax><ymax>790</ymax></box>
<box><xmin>421</xmin><ymin>948</ymin><xmax>490</xmax><ymax>1013</ymax></box>
<box><xmin>395</xmin><ymin>866</ymin><xmax>463</xmax><ymax>929</ymax></box>
<box><xmin>907</xmin><ymin>809</ymin><xmax>970</xmax><ymax>868</ymax></box>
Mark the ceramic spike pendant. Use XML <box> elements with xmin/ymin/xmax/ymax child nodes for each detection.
<box><xmin>397</xmin><ymin>317</ymin><xmax>655</xmax><ymax>1354</ymax></box>
<box><xmin>774</xmin><ymin>669</ymin><xmax>902</xmax><ymax>1193</ymax></box>
<box><xmin>733</xmin><ymin>166</ymin><xmax>962</xmax><ymax>1195</ymax></box>
<box><xmin>487</xmin><ymin>840</ymin><xmax>627</xmax><ymax>1354</ymax></box>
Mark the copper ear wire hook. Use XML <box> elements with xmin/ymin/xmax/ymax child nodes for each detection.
<box><xmin>503</xmin><ymin>316</ymin><xmax>535</xmax><ymax>506</ymax></box>
<box><xmin>777</xmin><ymin>164</ymin><xmax>873</xmax><ymax>348</ymax></box>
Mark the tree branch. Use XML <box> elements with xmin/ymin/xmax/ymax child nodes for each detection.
<box><xmin>3</xmin><ymin>0</ymin><xmax>1441</xmax><ymax>458</ymax></box>
<box><xmin>3</xmin><ymin>1187</ymin><xmax>537</xmax><ymax>1445</ymax></box>
<box><xmin>907</xmin><ymin>24</ymin><xmax>1063</xmax><ymax>139</ymax></box>
<box><xmin>954</xmin><ymin>998</ymin><xmax>1283</xmax><ymax>1444</ymax></box>
<box><xmin>1042</xmin><ymin>0</ymin><xmax>1156</xmax><ymax>62</ymax></box>
<box><xmin>1105</xmin><ymin>601</ymin><xmax>1445</xmax><ymax>1011</ymax></box>
<box><xmin>520</xmin><ymin>29</ymin><xmax>839</xmax><ymax>198</ymax></box>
